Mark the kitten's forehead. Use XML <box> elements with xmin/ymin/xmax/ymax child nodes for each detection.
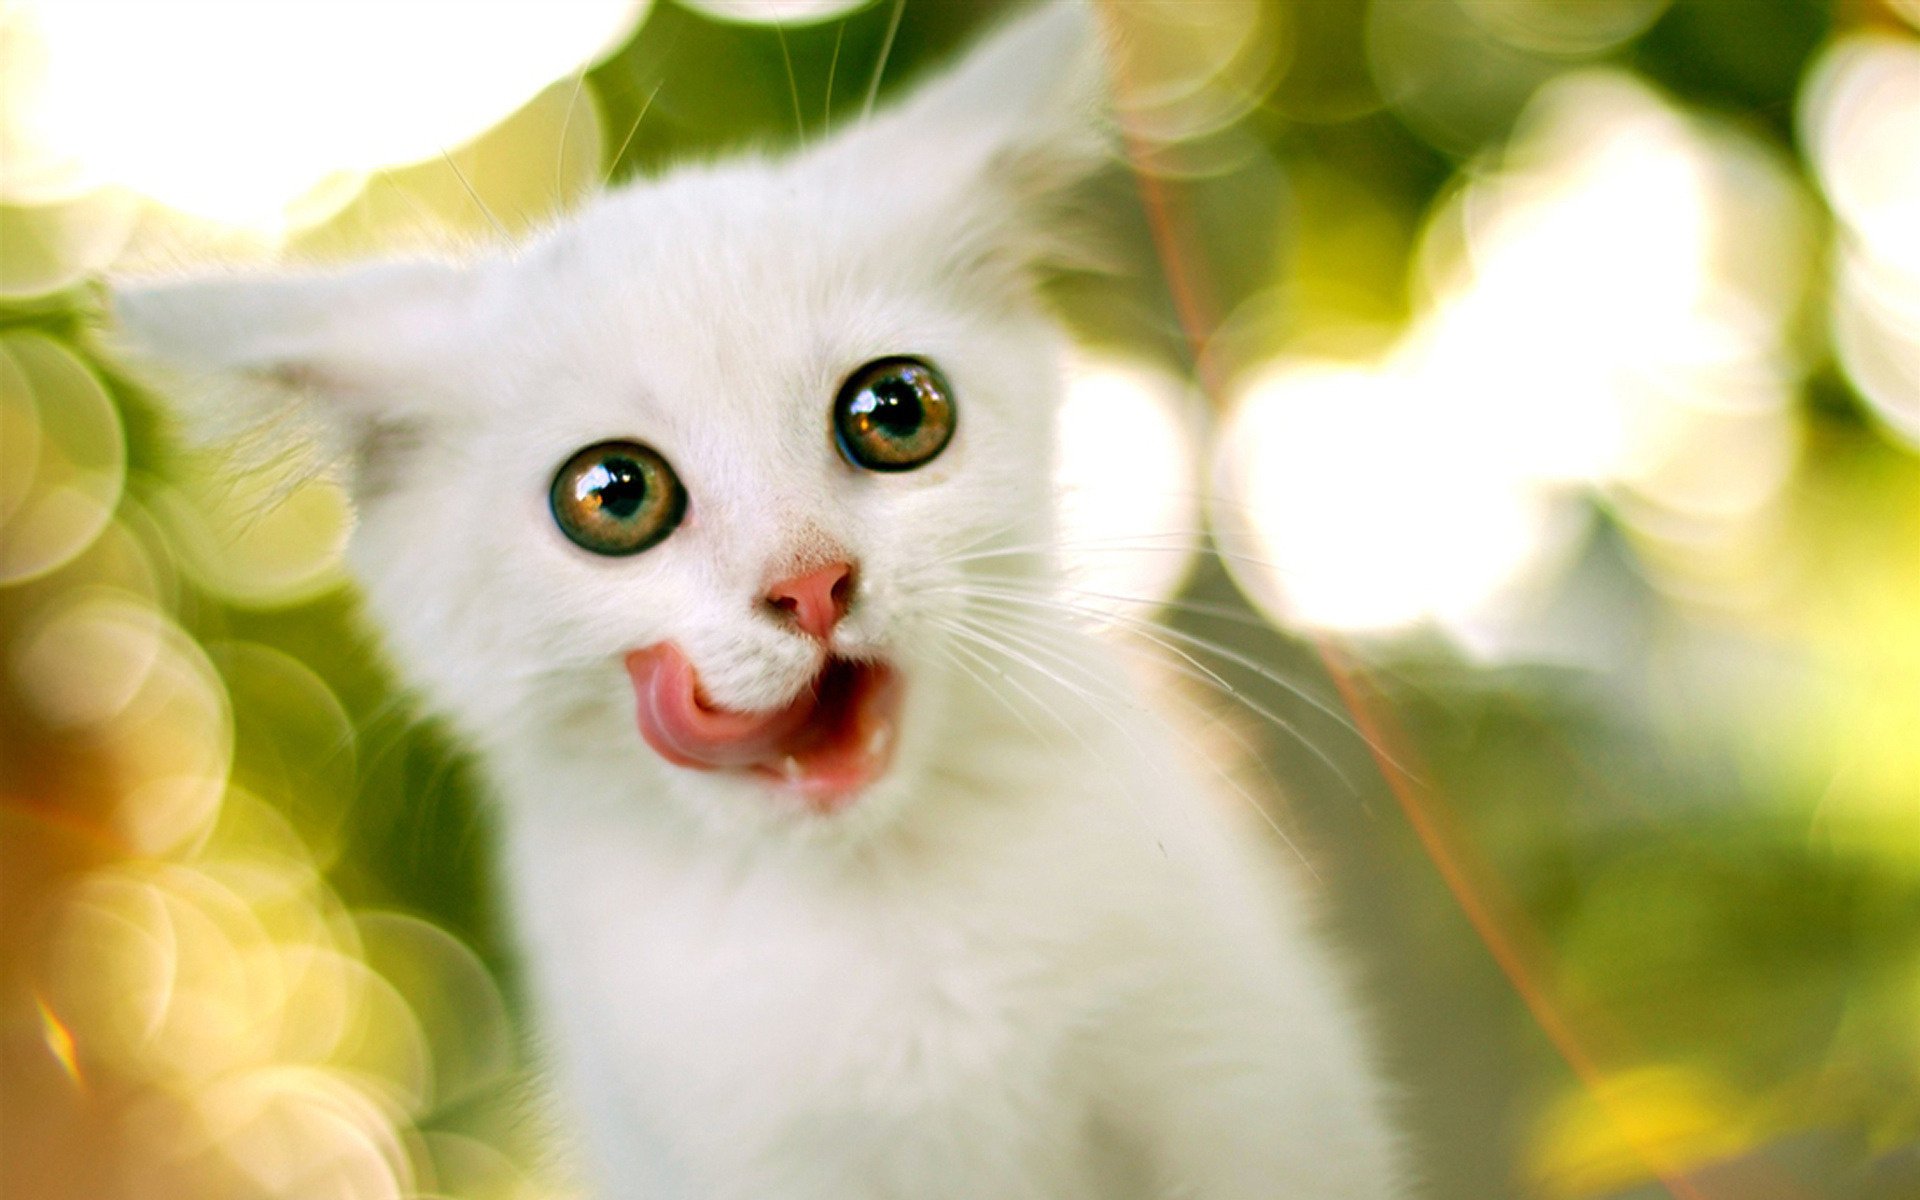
<box><xmin>494</xmin><ymin>158</ymin><xmax>973</xmax><ymax>432</ymax></box>
<box><xmin>560</xmin><ymin>160</ymin><xmax>937</xmax><ymax>324</ymax></box>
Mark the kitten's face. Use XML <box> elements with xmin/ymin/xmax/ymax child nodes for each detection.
<box><xmin>115</xmin><ymin>3</ymin><xmax>1104</xmax><ymax>835</ymax></box>
<box><xmin>353</xmin><ymin>166</ymin><xmax>1062</xmax><ymax>829</ymax></box>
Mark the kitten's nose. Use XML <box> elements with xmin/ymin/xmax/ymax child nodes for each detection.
<box><xmin>764</xmin><ymin>561</ymin><xmax>855</xmax><ymax>641</ymax></box>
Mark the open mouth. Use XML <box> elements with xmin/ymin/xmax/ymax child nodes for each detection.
<box><xmin>624</xmin><ymin>644</ymin><xmax>902</xmax><ymax>811</ymax></box>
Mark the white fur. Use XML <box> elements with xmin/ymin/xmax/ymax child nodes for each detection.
<box><xmin>112</xmin><ymin>4</ymin><xmax>1408</xmax><ymax>1196</ymax></box>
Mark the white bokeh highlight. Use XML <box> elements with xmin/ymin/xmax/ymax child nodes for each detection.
<box><xmin>1215</xmin><ymin>72</ymin><xmax>1811</xmax><ymax>644</ymax></box>
<box><xmin>1055</xmin><ymin>353</ymin><xmax>1204</xmax><ymax>614</ymax></box>
<box><xmin>2</xmin><ymin>0</ymin><xmax>647</xmax><ymax>228</ymax></box>
<box><xmin>1802</xmin><ymin>34</ymin><xmax>1920</xmax><ymax>449</ymax></box>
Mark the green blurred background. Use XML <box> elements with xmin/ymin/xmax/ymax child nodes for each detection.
<box><xmin>4</xmin><ymin>1</ymin><xmax>1920</xmax><ymax>1198</ymax></box>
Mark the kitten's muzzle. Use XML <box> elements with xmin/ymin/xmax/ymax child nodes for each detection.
<box><xmin>625</xmin><ymin>642</ymin><xmax>901</xmax><ymax>812</ymax></box>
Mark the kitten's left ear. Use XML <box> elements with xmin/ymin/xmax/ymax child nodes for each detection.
<box><xmin>108</xmin><ymin>261</ymin><xmax>477</xmax><ymax>487</ymax></box>
<box><xmin>832</xmin><ymin>0</ymin><xmax>1114</xmax><ymax>276</ymax></box>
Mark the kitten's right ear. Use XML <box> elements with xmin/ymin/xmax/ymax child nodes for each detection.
<box><xmin>109</xmin><ymin>261</ymin><xmax>475</xmax><ymax>486</ymax></box>
<box><xmin>826</xmin><ymin>0</ymin><xmax>1114</xmax><ymax>282</ymax></box>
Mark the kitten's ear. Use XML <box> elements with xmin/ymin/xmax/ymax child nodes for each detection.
<box><xmin>109</xmin><ymin>261</ymin><xmax>475</xmax><ymax>487</ymax></box>
<box><xmin>837</xmin><ymin>0</ymin><xmax>1113</xmax><ymax>277</ymax></box>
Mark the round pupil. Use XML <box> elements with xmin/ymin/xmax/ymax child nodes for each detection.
<box><xmin>584</xmin><ymin>458</ymin><xmax>646</xmax><ymax>519</ymax></box>
<box><xmin>858</xmin><ymin>376</ymin><xmax>925</xmax><ymax>438</ymax></box>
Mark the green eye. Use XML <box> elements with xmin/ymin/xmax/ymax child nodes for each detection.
<box><xmin>549</xmin><ymin>441</ymin><xmax>685</xmax><ymax>556</ymax></box>
<box><xmin>833</xmin><ymin>357</ymin><xmax>956</xmax><ymax>472</ymax></box>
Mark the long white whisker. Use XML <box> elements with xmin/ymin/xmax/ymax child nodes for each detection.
<box><xmin>942</xmin><ymin>535</ymin><xmax>1302</xmax><ymax>580</ymax></box>
<box><xmin>604</xmin><ymin>80</ymin><xmax>665</xmax><ymax>186</ymax></box>
<box><xmin>954</xmin><ymin>593</ymin><xmax>1357</xmax><ymax>787</ymax></box>
<box><xmin>929</xmin><ymin>621</ymin><xmax>1159</xmax><ymax>817</ymax></box>
<box><xmin>326</xmin><ymin>690</ymin><xmax>415</xmax><ymax>773</ymax></box>
<box><xmin>924</xmin><ymin>638</ymin><xmax>1054</xmax><ymax>748</ymax></box>
<box><xmin>374</xmin><ymin>175</ymin><xmax>447</xmax><ymax>246</ymax></box>
<box><xmin>963</xmin><ymin>596</ymin><xmax>1358</xmax><ymax>796</ymax></box>
<box><xmin>441</xmin><ymin>150</ymin><xmax>511</xmax><ymax>241</ymax></box>
<box><xmin>823</xmin><ymin>22</ymin><xmax>845</xmax><ymax>132</ymax></box>
<box><xmin>776</xmin><ymin>23</ymin><xmax>806</xmax><ymax>145</ymax></box>
<box><xmin>939</xmin><ymin>610</ymin><xmax>1314</xmax><ymax>874</ymax></box>
<box><xmin>928</xmin><ymin>515</ymin><xmax>1057</xmax><ymax>577</ymax></box>
<box><xmin>1061</xmin><ymin>587</ymin><xmax>1270</xmax><ymax>633</ymax></box>
<box><xmin>933</xmin><ymin>619</ymin><xmax>1171</xmax><ymax>857</ymax></box>
<box><xmin>941</xmin><ymin>563</ymin><xmax>1441</xmax><ymax>709</ymax></box>
<box><xmin>556</xmin><ymin>65</ymin><xmax>589</xmax><ymax>203</ymax></box>
<box><xmin>947</xmin><ymin>606</ymin><xmax>1276</xmax><ymax>784</ymax></box>
<box><xmin>862</xmin><ymin>0</ymin><xmax>906</xmax><ymax>121</ymax></box>
<box><xmin>935</xmin><ymin>579</ymin><xmax>1404</xmax><ymax>781</ymax></box>
<box><xmin>1017</xmin><ymin>583</ymin><xmax>1391</xmax><ymax>749</ymax></box>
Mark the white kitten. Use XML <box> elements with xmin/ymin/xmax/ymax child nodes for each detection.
<box><xmin>113</xmin><ymin>4</ymin><xmax>1408</xmax><ymax>1197</ymax></box>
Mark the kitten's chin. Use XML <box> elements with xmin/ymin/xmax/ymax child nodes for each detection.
<box><xmin>625</xmin><ymin>643</ymin><xmax>901</xmax><ymax>814</ymax></box>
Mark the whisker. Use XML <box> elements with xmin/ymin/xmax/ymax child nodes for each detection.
<box><xmin>1051</xmin><ymin>581</ymin><xmax>1452</xmax><ymax>718</ymax></box>
<box><xmin>933</xmin><ymin>539</ymin><xmax>1444</xmax><ymax>711</ymax></box>
<box><xmin>823</xmin><ymin>22</ymin><xmax>845</xmax><ymax>133</ymax></box>
<box><xmin>935</xmin><ymin>576</ymin><xmax>1421</xmax><ymax>785</ymax></box>
<box><xmin>440</xmin><ymin>150</ymin><xmax>511</xmax><ymax>241</ymax></box>
<box><xmin>939</xmin><ymin>610</ymin><xmax>1314</xmax><ymax>873</ymax></box>
<box><xmin>928</xmin><ymin>512</ymin><xmax>1055</xmax><ymax>573</ymax></box>
<box><xmin>319</xmin><ymin>689</ymin><xmax>414</xmax><ymax>778</ymax></box>
<box><xmin>926</xmin><ymin>622</ymin><xmax>1161</xmax><ymax>829</ymax></box>
<box><xmin>933</xmin><ymin>618</ymin><xmax>1172</xmax><ymax>857</ymax></box>
<box><xmin>1026</xmin><ymin>583</ymin><xmax>1387</xmax><ymax>741</ymax></box>
<box><xmin>604</xmin><ymin>80</ymin><xmax>665</xmax><ymax>186</ymax></box>
<box><xmin>862</xmin><ymin>0</ymin><xmax>906</xmax><ymax>121</ymax></box>
<box><xmin>555</xmin><ymin>65</ymin><xmax>590</xmax><ymax>204</ymax></box>
<box><xmin>951</xmin><ymin>595</ymin><xmax>1359</xmax><ymax>797</ymax></box>
<box><xmin>925</xmin><ymin>638</ymin><xmax>1053</xmax><ymax>748</ymax></box>
<box><xmin>942</xmin><ymin>534</ymin><xmax>1302</xmax><ymax>580</ymax></box>
<box><xmin>1061</xmin><ymin>587</ymin><xmax>1267</xmax><ymax>633</ymax></box>
<box><xmin>934</xmin><ymin>579</ymin><xmax>1375</xmax><ymax>761</ymax></box>
<box><xmin>776</xmin><ymin>23</ymin><xmax>806</xmax><ymax>145</ymax></box>
<box><xmin>376</xmin><ymin>174</ymin><xmax>453</xmax><ymax>248</ymax></box>
<box><xmin>947</xmin><ymin>605</ymin><xmax>1261</xmax><ymax>777</ymax></box>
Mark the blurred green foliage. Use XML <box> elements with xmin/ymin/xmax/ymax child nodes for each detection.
<box><xmin>6</xmin><ymin>2</ymin><xmax>1920</xmax><ymax>1199</ymax></box>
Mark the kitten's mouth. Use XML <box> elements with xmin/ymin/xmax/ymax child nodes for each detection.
<box><xmin>624</xmin><ymin>644</ymin><xmax>901</xmax><ymax>812</ymax></box>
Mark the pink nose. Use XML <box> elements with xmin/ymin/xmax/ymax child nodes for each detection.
<box><xmin>765</xmin><ymin>561</ymin><xmax>855</xmax><ymax>641</ymax></box>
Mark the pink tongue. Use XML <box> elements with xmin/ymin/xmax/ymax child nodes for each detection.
<box><xmin>626</xmin><ymin>643</ymin><xmax>815</xmax><ymax>769</ymax></box>
<box><xmin>624</xmin><ymin>643</ymin><xmax>899</xmax><ymax>805</ymax></box>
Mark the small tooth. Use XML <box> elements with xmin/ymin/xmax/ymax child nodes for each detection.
<box><xmin>782</xmin><ymin>755</ymin><xmax>804</xmax><ymax>780</ymax></box>
<box><xmin>867</xmin><ymin>726</ymin><xmax>892</xmax><ymax>756</ymax></box>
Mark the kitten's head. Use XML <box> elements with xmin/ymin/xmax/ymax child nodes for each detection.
<box><xmin>112</xmin><ymin>2</ymin><xmax>1109</xmax><ymax>836</ymax></box>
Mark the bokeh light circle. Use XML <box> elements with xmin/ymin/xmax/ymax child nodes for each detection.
<box><xmin>1458</xmin><ymin>0</ymin><xmax>1670</xmax><ymax>58</ymax></box>
<box><xmin>1801</xmin><ymin>34</ymin><xmax>1920</xmax><ymax>281</ymax></box>
<box><xmin>1211</xmin><ymin>357</ymin><xmax>1576</xmax><ymax>637</ymax></box>
<box><xmin>356</xmin><ymin>913</ymin><xmax>516</xmax><ymax>1112</ymax></box>
<box><xmin>1802</xmin><ymin>34</ymin><xmax>1920</xmax><ymax>451</ymax></box>
<box><xmin>1104</xmin><ymin>0</ymin><xmax>1291</xmax><ymax>147</ymax></box>
<box><xmin>154</xmin><ymin>464</ymin><xmax>352</xmax><ymax>611</ymax></box>
<box><xmin>1054</xmin><ymin>353</ymin><xmax>1204</xmax><ymax>614</ymax></box>
<box><xmin>679</xmin><ymin>0</ymin><xmax>873</xmax><ymax>25</ymax></box>
<box><xmin>5</xmin><ymin>0</ymin><xmax>646</xmax><ymax>228</ymax></box>
<box><xmin>0</xmin><ymin>331</ymin><xmax>126</xmax><ymax>585</ymax></box>
<box><xmin>0</xmin><ymin>187</ymin><xmax>139</xmax><ymax>298</ymax></box>
<box><xmin>1368</xmin><ymin>0</ymin><xmax>1560</xmax><ymax>156</ymax></box>
<box><xmin>1831</xmin><ymin>243</ymin><xmax>1920</xmax><ymax>449</ymax></box>
<box><xmin>11</xmin><ymin>589</ymin><xmax>166</xmax><ymax>730</ymax></box>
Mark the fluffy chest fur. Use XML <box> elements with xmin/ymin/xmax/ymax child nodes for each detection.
<box><xmin>495</xmin><ymin>639</ymin><xmax>1319</xmax><ymax>1200</ymax></box>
